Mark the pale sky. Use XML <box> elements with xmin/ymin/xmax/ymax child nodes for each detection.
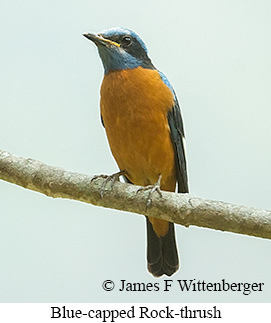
<box><xmin>0</xmin><ymin>0</ymin><xmax>271</xmax><ymax>302</ymax></box>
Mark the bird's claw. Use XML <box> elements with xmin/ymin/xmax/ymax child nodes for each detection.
<box><xmin>91</xmin><ymin>170</ymin><xmax>126</xmax><ymax>198</ymax></box>
<box><xmin>137</xmin><ymin>175</ymin><xmax>163</xmax><ymax>209</ymax></box>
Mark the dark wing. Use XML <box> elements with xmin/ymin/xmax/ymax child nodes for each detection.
<box><xmin>167</xmin><ymin>92</ymin><xmax>189</xmax><ymax>194</ymax></box>
<box><xmin>167</xmin><ymin>98</ymin><xmax>189</xmax><ymax>193</ymax></box>
<box><xmin>158</xmin><ymin>71</ymin><xmax>188</xmax><ymax>193</ymax></box>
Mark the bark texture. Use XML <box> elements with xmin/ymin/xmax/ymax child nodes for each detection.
<box><xmin>1</xmin><ymin>150</ymin><xmax>271</xmax><ymax>239</ymax></box>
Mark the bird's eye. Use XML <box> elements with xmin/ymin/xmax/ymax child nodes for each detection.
<box><xmin>121</xmin><ymin>36</ymin><xmax>132</xmax><ymax>47</ymax></box>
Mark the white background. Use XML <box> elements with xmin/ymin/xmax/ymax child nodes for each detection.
<box><xmin>0</xmin><ymin>0</ymin><xmax>270</xmax><ymax>302</ymax></box>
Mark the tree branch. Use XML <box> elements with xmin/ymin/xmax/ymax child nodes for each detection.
<box><xmin>1</xmin><ymin>149</ymin><xmax>271</xmax><ymax>239</ymax></box>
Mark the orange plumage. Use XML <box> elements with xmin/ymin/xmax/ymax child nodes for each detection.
<box><xmin>101</xmin><ymin>67</ymin><xmax>176</xmax><ymax>237</ymax></box>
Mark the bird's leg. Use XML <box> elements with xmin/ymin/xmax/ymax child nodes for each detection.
<box><xmin>137</xmin><ymin>174</ymin><xmax>163</xmax><ymax>209</ymax></box>
<box><xmin>91</xmin><ymin>170</ymin><xmax>126</xmax><ymax>198</ymax></box>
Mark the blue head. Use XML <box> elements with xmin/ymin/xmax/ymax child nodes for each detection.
<box><xmin>83</xmin><ymin>27</ymin><xmax>155</xmax><ymax>74</ymax></box>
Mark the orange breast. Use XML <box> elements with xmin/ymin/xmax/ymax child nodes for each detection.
<box><xmin>100</xmin><ymin>67</ymin><xmax>176</xmax><ymax>192</ymax></box>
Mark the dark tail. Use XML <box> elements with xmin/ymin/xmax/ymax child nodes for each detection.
<box><xmin>146</xmin><ymin>217</ymin><xmax>179</xmax><ymax>277</ymax></box>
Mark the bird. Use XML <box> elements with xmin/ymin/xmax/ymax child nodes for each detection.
<box><xmin>83</xmin><ymin>27</ymin><xmax>188</xmax><ymax>277</ymax></box>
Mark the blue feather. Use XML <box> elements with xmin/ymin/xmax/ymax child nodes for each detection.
<box><xmin>100</xmin><ymin>27</ymin><xmax>148</xmax><ymax>53</ymax></box>
<box><xmin>95</xmin><ymin>27</ymin><xmax>151</xmax><ymax>74</ymax></box>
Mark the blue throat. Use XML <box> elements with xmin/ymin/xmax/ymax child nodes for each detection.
<box><xmin>98</xmin><ymin>46</ymin><xmax>142</xmax><ymax>74</ymax></box>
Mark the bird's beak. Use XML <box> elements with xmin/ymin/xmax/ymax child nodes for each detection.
<box><xmin>83</xmin><ymin>33</ymin><xmax>120</xmax><ymax>47</ymax></box>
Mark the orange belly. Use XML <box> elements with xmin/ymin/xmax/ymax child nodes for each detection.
<box><xmin>100</xmin><ymin>67</ymin><xmax>176</xmax><ymax>192</ymax></box>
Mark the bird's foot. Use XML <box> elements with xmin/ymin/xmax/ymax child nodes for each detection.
<box><xmin>91</xmin><ymin>170</ymin><xmax>126</xmax><ymax>198</ymax></box>
<box><xmin>137</xmin><ymin>175</ymin><xmax>163</xmax><ymax>209</ymax></box>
